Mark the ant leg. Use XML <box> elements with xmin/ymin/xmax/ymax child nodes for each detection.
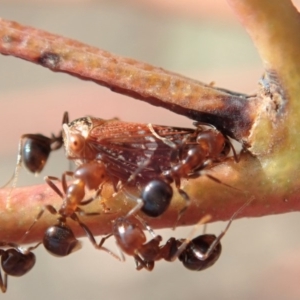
<box><xmin>69</xmin><ymin>213</ymin><xmax>122</xmax><ymax>261</ymax></box>
<box><xmin>170</xmin><ymin>214</ymin><xmax>212</xmax><ymax>261</ymax></box>
<box><xmin>21</xmin><ymin>204</ymin><xmax>59</xmax><ymax>243</ymax></box>
<box><xmin>78</xmin><ymin>198</ymin><xmax>97</xmax><ymax>207</ymax></box>
<box><xmin>0</xmin><ymin>270</ymin><xmax>7</xmax><ymax>293</ymax></box>
<box><xmin>127</xmin><ymin>158</ymin><xmax>151</xmax><ymax>184</ymax></box>
<box><xmin>4</xmin><ymin>135</ymin><xmax>36</xmax><ymax>209</ymax></box>
<box><xmin>147</xmin><ymin>123</ymin><xmax>177</xmax><ymax>149</ymax></box>
<box><xmin>123</xmin><ymin>198</ymin><xmax>158</xmax><ymax>236</ymax></box>
<box><xmin>134</xmin><ymin>256</ymin><xmax>145</xmax><ymax>271</ymax></box>
<box><xmin>4</xmin><ymin>139</ymin><xmax>22</xmax><ymax>182</ymax></box>
<box><xmin>224</xmin><ymin>136</ymin><xmax>239</xmax><ymax>163</ymax></box>
<box><xmin>175</xmin><ymin>198</ymin><xmax>253</xmax><ymax>265</ymax></box>
<box><xmin>125</xmin><ymin>198</ymin><xmax>144</xmax><ymax>218</ymax></box>
<box><xmin>98</xmin><ymin>234</ymin><xmax>113</xmax><ymax>247</ymax></box>
<box><xmin>0</xmin><ymin>241</ymin><xmax>41</xmax><ymax>255</ymax></box>
<box><xmin>173</xmin><ymin>180</ymin><xmax>191</xmax><ymax>228</ymax></box>
<box><xmin>44</xmin><ymin>176</ymin><xmax>64</xmax><ymax>198</ymax></box>
<box><xmin>116</xmin><ymin>190</ymin><xmax>158</xmax><ymax>235</ymax></box>
<box><xmin>200</xmin><ymin>198</ymin><xmax>253</xmax><ymax>261</ymax></box>
<box><xmin>134</xmin><ymin>255</ymin><xmax>154</xmax><ymax>271</ymax></box>
<box><xmin>21</xmin><ymin>208</ymin><xmax>46</xmax><ymax>243</ymax></box>
<box><xmin>98</xmin><ymin>234</ymin><xmax>125</xmax><ymax>262</ymax></box>
<box><xmin>61</xmin><ymin>171</ymin><xmax>75</xmax><ymax>193</ymax></box>
<box><xmin>79</xmin><ymin>182</ymin><xmax>105</xmax><ymax>206</ymax></box>
<box><xmin>190</xmin><ymin>170</ymin><xmax>241</xmax><ymax>193</ymax></box>
<box><xmin>135</xmin><ymin>215</ymin><xmax>156</xmax><ymax>238</ymax></box>
<box><xmin>22</xmin><ymin>242</ymin><xmax>42</xmax><ymax>254</ymax></box>
<box><xmin>205</xmin><ymin>173</ymin><xmax>239</xmax><ymax>190</ymax></box>
<box><xmin>44</xmin><ymin>204</ymin><xmax>59</xmax><ymax>215</ymax></box>
<box><xmin>0</xmin><ymin>248</ymin><xmax>6</xmax><ymax>293</ymax></box>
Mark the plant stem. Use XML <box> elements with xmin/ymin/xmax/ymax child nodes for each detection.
<box><xmin>0</xmin><ymin>18</ymin><xmax>257</xmax><ymax>141</ymax></box>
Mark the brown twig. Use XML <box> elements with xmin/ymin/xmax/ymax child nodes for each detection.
<box><xmin>0</xmin><ymin>18</ymin><xmax>258</xmax><ymax>142</ymax></box>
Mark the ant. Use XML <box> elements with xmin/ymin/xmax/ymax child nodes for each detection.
<box><xmin>23</xmin><ymin>160</ymin><xmax>119</xmax><ymax>259</ymax></box>
<box><xmin>99</xmin><ymin>197</ymin><xmax>165</xmax><ymax>271</ymax></box>
<box><xmin>0</xmin><ymin>242</ymin><xmax>40</xmax><ymax>293</ymax></box>
<box><xmin>146</xmin><ymin>122</ymin><xmax>240</xmax><ymax>220</ymax></box>
<box><xmin>124</xmin><ymin>123</ymin><xmax>239</xmax><ymax>220</ymax></box>
<box><xmin>159</xmin><ymin>198</ymin><xmax>252</xmax><ymax>271</ymax></box>
<box><xmin>99</xmin><ymin>187</ymin><xmax>251</xmax><ymax>271</ymax></box>
<box><xmin>4</xmin><ymin>112</ymin><xmax>68</xmax><ymax>208</ymax></box>
<box><xmin>12</xmin><ymin>111</ymin><xmax>68</xmax><ymax>175</ymax></box>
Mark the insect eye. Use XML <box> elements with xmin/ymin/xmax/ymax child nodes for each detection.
<box><xmin>69</xmin><ymin>133</ymin><xmax>85</xmax><ymax>154</ymax></box>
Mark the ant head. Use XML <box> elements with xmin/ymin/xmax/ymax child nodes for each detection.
<box><xmin>1</xmin><ymin>248</ymin><xmax>36</xmax><ymax>277</ymax></box>
<box><xmin>178</xmin><ymin>234</ymin><xmax>221</xmax><ymax>271</ymax></box>
<box><xmin>113</xmin><ymin>217</ymin><xmax>147</xmax><ymax>256</ymax></box>
<box><xmin>196</xmin><ymin>130</ymin><xmax>225</xmax><ymax>158</ymax></box>
<box><xmin>74</xmin><ymin>161</ymin><xmax>107</xmax><ymax>190</ymax></box>
<box><xmin>43</xmin><ymin>224</ymin><xmax>82</xmax><ymax>257</ymax></box>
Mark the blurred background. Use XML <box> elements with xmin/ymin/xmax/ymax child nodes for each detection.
<box><xmin>1</xmin><ymin>1</ymin><xmax>300</xmax><ymax>299</ymax></box>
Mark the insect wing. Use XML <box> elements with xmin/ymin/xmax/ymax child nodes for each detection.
<box><xmin>80</xmin><ymin>118</ymin><xmax>195</xmax><ymax>182</ymax></box>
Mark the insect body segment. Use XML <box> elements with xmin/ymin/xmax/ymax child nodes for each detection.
<box><xmin>177</xmin><ymin>234</ymin><xmax>222</xmax><ymax>271</ymax></box>
<box><xmin>0</xmin><ymin>242</ymin><xmax>40</xmax><ymax>293</ymax></box>
<box><xmin>140</xmin><ymin>179</ymin><xmax>173</xmax><ymax>217</ymax></box>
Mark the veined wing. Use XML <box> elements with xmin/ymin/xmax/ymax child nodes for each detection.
<box><xmin>84</xmin><ymin>118</ymin><xmax>196</xmax><ymax>182</ymax></box>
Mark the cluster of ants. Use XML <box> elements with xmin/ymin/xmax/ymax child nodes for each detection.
<box><xmin>0</xmin><ymin>112</ymin><xmax>250</xmax><ymax>293</ymax></box>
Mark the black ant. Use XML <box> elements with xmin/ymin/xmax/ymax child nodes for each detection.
<box><xmin>146</xmin><ymin>122</ymin><xmax>240</xmax><ymax>220</ymax></box>
<box><xmin>163</xmin><ymin>200</ymin><xmax>252</xmax><ymax>271</ymax></box>
<box><xmin>99</xmin><ymin>187</ymin><xmax>251</xmax><ymax>272</ymax></box>
<box><xmin>0</xmin><ymin>242</ymin><xmax>40</xmax><ymax>293</ymax></box>
<box><xmin>99</xmin><ymin>197</ymin><xmax>164</xmax><ymax>271</ymax></box>
<box><xmin>4</xmin><ymin>112</ymin><xmax>69</xmax><ymax>208</ymax></box>
<box><xmin>13</xmin><ymin>112</ymin><xmax>68</xmax><ymax>175</ymax></box>
<box><xmin>123</xmin><ymin>124</ymin><xmax>240</xmax><ymax>221</ymax></box>
<box><xmin>88</xmin><ymin>178</ymin><xmax>175</xmax><ymax>270</ymax></box>
<box><xmin>23</xmin><ymin>160</ymin><xmax>119</xmax><ymax>259</ymax></box>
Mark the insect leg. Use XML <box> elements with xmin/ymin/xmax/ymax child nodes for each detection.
<box><xmin>169</xmin><ymin>215</ymin><xmax>212</xmax><ymax>261</ymax></box>
<box><xmin>69</xmin><ymin>213</ymin><xmax>122</xmax><ymax>261</ymax></box>
<box><xmin>199</xmin><ymin>198</ymin><xmax>253</xmax><ymax>261</ymax></box>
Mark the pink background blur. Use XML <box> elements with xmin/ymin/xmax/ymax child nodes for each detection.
<box><xmin>1</xmin><ymin>1</ymin><xmax>300</xmax><ymax>299</ymax></box>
